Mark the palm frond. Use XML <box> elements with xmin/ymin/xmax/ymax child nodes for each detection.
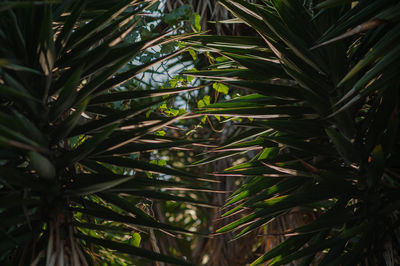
<box><xmin>186</xmin><ymin>0</ymin><xmax>400</xmax><ymax>264</ymax></box>
<box><xmin>0</xmin><ymin>1</ymin><xmax>205</xmax><ymax>265</ymax></box>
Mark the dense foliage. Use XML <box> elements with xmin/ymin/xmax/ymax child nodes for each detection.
<box><xmin>0</xmin><ymin>1</ymin><xmax>209</xmax><ymax>265</ymax></box>
<box><xmin>187</xmin><ymin>0</ymin><xmax>400</xmax><ymax>265</ymax></box>
<box><xmin>1</xmin><ymin>0</ymin><xmax>400</xmax><ymax>265</ymax></box>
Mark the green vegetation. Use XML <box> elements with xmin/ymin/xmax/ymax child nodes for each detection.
<box><xmin>188</xmin><ymin>0</ymin><xmax>400</xmax><ymax>264</ymax></box>
<box><xmin>1</xmin><ymin>0</ymin><xmax>399</xmax><ymax>265</ymax></box>
<box><xmin>0</xmin><ymin>1</ymin><xmax>206</xmax><ymax>265</ymax></box>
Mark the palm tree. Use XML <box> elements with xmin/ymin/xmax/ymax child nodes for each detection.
<box><xmin>186</xmin><ymin>0</ymin><xmax>400</xmax><ymax>264</ymax></box>
<box><xmin>0</xmin><ymin>1</ymin><xmax>208</xmax><ymax>265</ymax></box>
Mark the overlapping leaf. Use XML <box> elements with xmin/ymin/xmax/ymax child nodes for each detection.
<box><xmin>0</xmin><ymin>1</ymin><xmax>205</xmax><ymax>265</ymax></box>
<box><xmin>187</xmin><ymin>0</ymin><xmax>400</xmax><ymax>264</ymax></box>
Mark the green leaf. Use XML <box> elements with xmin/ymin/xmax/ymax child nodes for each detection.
<box><xmin>130</xmin><ymin>233</ymin><xmax>141</xmax><ymax>248</ymax></box>
<box><xmin>155</xmin><ymin>130</ymin><xmax>166</xmax><ymax>136</ymax></box>
<box><xmin>197</xmin><ymin>95</ymin><xmax>210</xmax><ymax>108</ymax></box>
<box><xmin>28</xmin><ymin>151</ymin><xmax>56</xmax><ymax>180</ymax></box>
<box><xmin>190</xmin><ymin>12</ymin><xmax>201</xmax><ymax>32</ymax></box>
<box><xmin>212</xmin><ymin>82</ymin><xmax>229</xmax><ymax>95</ymax></box>
<box><xmin>188</xmin><ymin>48</ymin><xmax>197</xmax><ymax>60</ymax></box>
<box><xmin>150</xmin><ymin>159</ymin><xmax>167</xmax><ymax>167</ymax></box>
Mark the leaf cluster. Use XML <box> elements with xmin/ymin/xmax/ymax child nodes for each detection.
<box><xmin>0</xmin><ymin>1</ymin><xmax>206</xmax><ymax>265</ymax></box>
<box><xmin>186</xmin><ymin>0</ymin><xmax>400</xmax><ymax>264</ymax></box>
